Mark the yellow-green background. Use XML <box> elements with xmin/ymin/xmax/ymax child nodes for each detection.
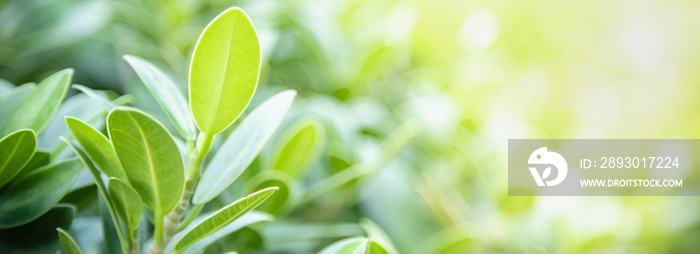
<box><xmin>2</xmin><ymin>0</ymin><xmax>699</xmax><ymax>253</ymax></box>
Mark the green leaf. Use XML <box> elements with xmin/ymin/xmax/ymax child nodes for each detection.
<box><xmin>319</xmin><ymin>237</ymin><xmax>389</xmax><ymax>254</ymax></box>
<box><xmin>0</xmin><ymin>204</ymin><xmax>75</xmax><ymax>254</ymax></box>
<box><xmin>16</xmin><ymin>151</ymin><xmax>50</xmax><ymax>179</ymax></box>
<box><xmin>62</xmin><ymin>138</ymin><xmax>129</xmax><ymax>254</ymax></box>
<box><xmin>0</xmin><ymin>129</ymin><xmax>36</xmax><ymax>188</ymax></box>
<box><xmin>0</xmin><ymin>83</ymin><xmax>34</xmax><ymax>129</ymax></box>
<box><xmin>245</xmin><ymin>170</ymin><xmax>297</xmax><ymax>215</ymax></box>
<box><xmin>108</xmin><ymin>177</ymin><xmax>143</xmax><ymax>231</ymax></box>
<box><xmin>165</xmin><ymin>211</ymin><xmax>273</xmax><ymax>254</ymax></box>
<box><xmin>173</xmin><ymin>187</ymin><xmax>277</xmax><ymax>253</ymax></box>
<box><xmin>65</xmin><ymin>117</ymin><xmax>126</xmax><ymax>181</ymax></box>
<box><xmin>360</xmin><ymin>218</ymin><xmax>398</xmax><ymax>254</ymax></box>
<box><xmin>0</xmin><ymin>159</ymin><xmax>82</xmax><ymax>228</ymax></box>
<box><xmin>124</xmin><ymin>55</ymin><xmax>197</xmax><ymax>141</ymax></box>
<box><xmin>57</xmin><ymin>228</ymin><xmax>83</xmax><ymax>254</ymax></box>
<box><xmin>72</xmin><ymin>84</ymin><xmax>116</xmax><ymax>112</ymax></box>
<box><xmin>107</xmin><ymin>107</ymin><xmax>184</xmax><ymax>216</ymax></box>
<box><xmin>269</xmin><ymin>118</ymin><xmax>325</xmax><ymax>178</ymax></box>
<box><xmin>189</xmin><ymin>7</ymin><xmax>261</xmax><ymax>135</ymax></box>
<box><xmin>193</xmin><ymin>90</ymin><xmax>296</xmax><ymax>204</ymax></box>
<box><xmin>1</xmin><ymin>69</ymin><xmax>73</xmax><ymax>136</ymax></box>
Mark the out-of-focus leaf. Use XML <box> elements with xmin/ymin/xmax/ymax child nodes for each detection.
<box><xmin>165</xmin><ymin>211</ymin><xmax>273</xmax><ymax>254</ymax></box>
<box><xmin>38</xmin><ymin>93</ymin><xmax>106</xmax><ymax>151</ymax></box>
<box><xmin>245</xmin><ymin>170</ymin><xmax>297</xmax><ymax>215</ymax></box>
<box><xmin>107</xmin><ymin>107</ymin><xmax>184</xmax><ymax>216</ymax></box>
<box><xmin>72</xmin><ymin>84</ymin><xmax>116</xmax><ymax>112</ymax></box>
<box><xmin>1</xmin><ymin>69</ymin><xmax>73</xmax><ymax>136</ymax></box>
<box><xmin>319</xmin><ymin>237</ymin><xmax>389</xmax><ymax>254</ymax></box>
<box><xmin>268</xmin><ymin>118</ymin><xmax>324</xmax><ymax>179</ymax></box>
<box><xmin>0</xmin><ymin>83</ymin><xmax>34</xmax><ymax>129</ymax></box>
<box><xmin>360</xmin><ymin>218</ymin><xmax>398</xmax><ymax>254</ymax></box>
<box><xmin>0</xmin><ymin>159</ymin><xmax>81</xmax><ymax>228</ymax></box>
<box><xmin>0</xmin><ymin>204</ymin><xmax>75</xmax><ymax>254</ymax></box>
<box><xmin>173</xmin><ymin>187</ymin><xmax>277</xmax><ymax>253</ymax></box>
<box><xmin>57</xmin><ymin>228</ymin><xmax>83</xmax><ymax>254</ymax></box>
<box><xmin>108</xmin><ymin>177</ymin><xmax>143</xmax><ymax>231</ymax></box>
<box><xmin>0</xmin><ymin>79</ymin><xmax>13</xmax><ymax>92</ymax></box>
<box><xmin>0</xmin><ymin>129</ymin><xmax>36</xmax><ymax>188</ymax></box>
<box><xmin>189</xmin><ymin>7</ymin><xmax>261</xmax><ymax>135</ymax></box>
<box><xmin>194</xmin><ymin>90</ymin><xmax>296</xmax><ymax>204</ymax></box>
<box><xmin>124</xmin><ymin>55</ymin><xmax>197</xmax><ymax>141</ymax></box>
<box><xmin>65</xmin><ymin>117</ymin><xmax>126</xmax><ymax>181</ymax></box>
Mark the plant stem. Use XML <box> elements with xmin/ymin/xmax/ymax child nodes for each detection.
<box><xmin>148</xmin><ymin>133</ymin><xmax>213</xmax><ymax>254</ymax></box>
<box><xmin>130</xmin><ymin>229</ymin><xmax>140</xmax><ymax>254</ymax></box>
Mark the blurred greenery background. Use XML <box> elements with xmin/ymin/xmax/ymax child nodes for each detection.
<box><xmin>2</xmin><ymin>0</ymin><xmax>700</xmax><ymax>253</ymax></box>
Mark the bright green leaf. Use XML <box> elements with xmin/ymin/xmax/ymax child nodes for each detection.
<box><xmin>193</xmin><ymin>90</ymin><xmax>296</xmax><ymax>204</ymax></box>
<box><xmin>0</xmin><ymin>129</ymin><xmax>36</xmax><ymax>188</ymax></box>
<box><xmin>189</xmin><ymin>7</ymin><xmax>261</xmax><ymax>135</ymax></box>
<box><xmin>0</xmin><ymin>83</ymin><xmax>34</xmax><ymax>129</ymax></box>
<box><xmin>72</xmin><ymin>84</ymin><xmax>116</xmax><ymax>112</ymax></box>
<box><xmin>0</xmin><ymin>204</ymin><xmax>75</xmax><ymax>254</ymax></box>
<box><xmin>107</xmin><ymin>107</ymin><xmax>184</xmax><ymax>216</ymax></box>
<box><xmin>0</xmin><ymin>159</ymin><xmax>82</xmax><ymax>228</ymax></box>
<box><xmin>124</xmin><ymin>55</ymin><xmax>197</xmax><ymax>141</ymax></box>
<box><xmin>57</xmin><ymin>228</ymin><xmax>83</xmax><ymax>254</ymax></box>
<box><xmin>173</xmin><ymin>187</ymin><xmax>277</xmax><ymax>253</ymax></box>
<box><xmin>108</xmin><ymin>177</ymin><xmax>143</xmax><ymax>231</ymax></box>
<box><xmin>360</xmin><ymin>218</ymin><xmax>398</xmax><ymax>254</ymax></box>
<box><xmin>319</xmin><ymin>237</ymin><xmax>389</xmax><ymax>254</ymax></box>
<box><xmin>1</xmin><ymin>69</ymin><xmax>73</xmax><ymax>136</ymax></box>
<box><xmin>165</xmin><ymin>211</ymin><xmax>273</xmax><ymax>254</ymax></box>
<box><xmin>269</xmin><ymin>118</ymin><xmax>324</xmax><ymax>178</ymax></box>
<box><xmin>65</xmin><ymin>117</ymin><xmax>126</xmax><ymax>181</ymax></box>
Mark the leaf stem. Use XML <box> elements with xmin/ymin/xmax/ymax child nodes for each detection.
<box><xmin>149</xmin><ymin>132</ymin><xmax>213</xmax><ymax>254</ymax></box>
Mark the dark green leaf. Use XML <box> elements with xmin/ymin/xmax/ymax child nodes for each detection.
<box><xmin>0</xmin><ymin>159</ymin><xmax>82</xmax><ymax>228</ymax></box>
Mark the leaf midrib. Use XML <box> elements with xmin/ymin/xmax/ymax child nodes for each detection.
<box><xmin>204</xmin><ymin>16</ymin><xmax>236</xmax><ymax>133</ymax></box>
<box><xmin>126</xmin><ymin>112</ymin><xmax>161</xmax><ymax>214</ymax></box>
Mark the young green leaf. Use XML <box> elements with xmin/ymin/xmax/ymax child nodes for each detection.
<box><xmin>1</xmin><ymin>69</ymin><xmax>73</xmax><ymax>136</ymax></box>
<box><xmin>173</xmin><ymin>187</ymin><xmax>278</xmax><ymax>253</ymax></box>
<box><xmin>72</xmin><ymin>84</ymin><xmax>116</xmax><ymax>112</ymax></box>
<box><xmin>319</xmin><ymin>237</ymin><xmax>389</xmax><ymax>254</ymax></box>
<box><xmin>0</xmin><ymin>83</ymin><xmax>34</xmax><ymax>129</ymax></box>
<box><xmin>193</xmin><ymin>90</ymin><xmax>296</xmax><ymax>204</ymax></box>
<box><xmin>0</xmin><ymin>159</ymin><xmax>82</xmax><ymax>228</ymax></box>
<box><xmin>65</xmin><ymin>117</ymin><xmax>126</xmax><ymax>181</ymax></box>
<box><xmin>124</xmin><ymin>55</ymin><xmax>197</xmax><ymax>141</ymax></box>
<box><xmin>108</xmin><ymin>177</ymin><xmax>143</xmax><ymax>231</ymax></box>
<box><xmin>0</xmin><ymin>129</ymin><xmax>36</xmax><ymax>188</ymax></box>
<box><xmin>107</xmin><ymin>107</ymin><xmax>185</xmax><ymax>216</ymax></box>
<box><xmin>57</xmin><ymin>228</ymin><xmax>84</xmax><ymax>254</ymax></box>
<box><xmin>269</xmin><ymin>118</ymin><xmax>325</xmax><ymax>178</ymax></box>
<box><xmin>189</xmin><ymin>7</ymin><xmax>261</xmax><ymax>135</ymax></box>
<box><xmin>0</xmin><ymin>204</ymin><xmax>76</xmax><ymax>254</ymax></box>
<box><xmin>165</xmin><ymin>211</ymin><xmax>273</xmax><ymax>254</ymax></box>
